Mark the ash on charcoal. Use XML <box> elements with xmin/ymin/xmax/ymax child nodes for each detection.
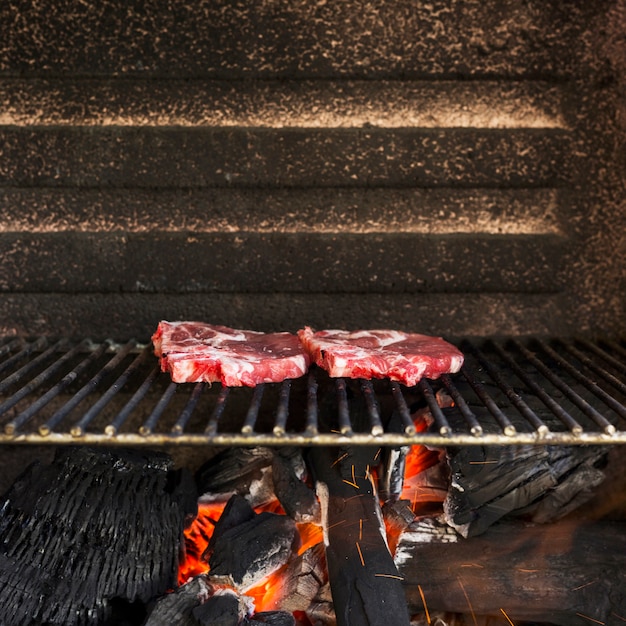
<box><xmin>196</xmin><ymin>447</ymin><xmax>319</xmax><ymax>524</ymax></box>
<box><xmin>382</xmin><ymin>498</ymin><xmax>417</xmax><ymax>547</ymax></box>
<box><xmin>144</xmin><ymin>575</ymin><xmax>213</xmax><ymax>626</ymax></box>
<box><xmin>144</xmin><ymin>574</ymin><xmax>252</xmax><ymax>626</ymax></box>
<box><xmin>192</xmin><ymin>590</ymin><xmax>242</xmax><ymax>626</ymax></box>
<box><xmin>439</xmin><ymin>407</ymin><xmax>608</xmax><ymax>537</ymax></box>
<box><xmin>306</xmin><ymin>582</ymin><xmax>336</xmax><ymax>626</ymax></box>
<box><xmin>269</xmin><ymin>542</ymin><xmax>327</xmax><ymax>615</ymax></box>
<box><xmin>0</xmin><ymin>446</ymin><xmax>196</xmax><ymax>626</ymax></box>
<box><xmin>196</xmin><ymin>447</ymin><xmax>275</xmax><ymax>508</ymax></box>
<box><xmin>243</xmin><ymin>610</ymin><xmax>297</xmax><ymax>625</ymax></box>
<box><xmin>205</xmin><ymin>494</ymin><xmax>299</xmax><ymax>590</ymax></box>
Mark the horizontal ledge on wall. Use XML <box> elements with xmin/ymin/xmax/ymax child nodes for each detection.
<box><xmin>0</xmin><ymin>188</ymin><xmax>565</xmax><ymax>236</ymax></box>
<box><xmin>0</xmin><ymin>79</ymin><xmax>569</xmax><ymax>130</ymax></box>
<box><xmin>0</xmin><ymin>232</ymin><xmax>568</xmax><ymax>295</ymax></box>
<box><xmin>0</xmin><ymin>127</ymin><xmax>574</xmax><ymax>188</ymax></box>
<box><xmin>0</xmin><ymin>292</ymin><xmax>578</xmax><ymax>341</ymax></box>
<box><xmin>0</xmin><ymin>1</ymin><xmax>593</xmax><ymax>79</ymax></box>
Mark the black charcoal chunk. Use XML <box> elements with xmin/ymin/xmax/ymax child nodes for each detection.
<box><xmin>192</xmin><ymin>591</ymin><xmax>241</xmax><ymax>626</ymax></box>
<box><xmin>0</xmin><ymin>446</ymin><xmax>195</xmax><ymax>626</ymax></box>
<box><xmin>245</xmin><ymin>610</ymin><xmax>297</xmax><ymax>625</ymax></box>
<box><xmin>272</xmin><ymin>447</ymin><xmax>320</xmax><ymax>523</ymax></box>
<box><xmin>206</xmin><ymin>495</ymin><xmax>298</xmax><ymax>590</ymax></box>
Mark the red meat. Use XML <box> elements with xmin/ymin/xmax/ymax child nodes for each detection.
<box><xmin>152</xmin><ymin>321</ymin><xmax>311</xmax><ymax>387</ymax></box>
<box><xmin>297</xmin><ymin>326</ymin><xmax>463</xmax><ymax>386</ymax></box>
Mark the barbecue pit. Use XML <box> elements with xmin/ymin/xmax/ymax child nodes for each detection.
<box><xmin>1</xmin><ymin>1</ymin><xmax>626</xmax><ymax>625</ymax></box>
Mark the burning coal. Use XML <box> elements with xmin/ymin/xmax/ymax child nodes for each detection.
<box><xmin>173</xmin><ymin>409</ymin><xmax>442</xmax><ymax>626</ymax></box>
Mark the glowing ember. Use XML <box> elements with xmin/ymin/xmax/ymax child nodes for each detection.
<box><xmin>400</xmin><ymin>417</ymin><xmax>444</xmax><ymax>512</ymax></box>
<box><xmin>297</xmin><ymin>522</ymin><xmax>324</xmax><ymax>556</ymax></box>
<box><xmin>179</xmin><ymin>498</ymin><xmax>325</xmax><ymax>615</ymax></box>
<box><xmin>178</xmin><ymin>412</ymin><xmax>444</xmax><ymax>618</ymax></box>
<box><xmin>245</xmin><ymin>564</ymin><xmax>289</xmax><ymax>612</ymax></box>
<box><xmin>244</xmin><ymin>520</ymin><xmax>323</xmax><ymax>612</ymax></box>
<box><xmin>178</xmin><ymin>502</ymin><xmax>226</xmax><ymax>584</ymax></box>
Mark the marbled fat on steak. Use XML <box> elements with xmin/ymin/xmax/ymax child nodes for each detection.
<box><xmin>297</xmin><ymin>326</ymin><xmax>463</xmax><ymax>386</ymax></box>
<box><xmin>152</xmin><ymin>321</ymin><xmax>311</xmax><ymax>387</ymax></box>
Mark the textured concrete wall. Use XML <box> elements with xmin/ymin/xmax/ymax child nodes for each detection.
<box><xmin>0</xmin><ymin>0</ymin><xmax>624</xmax><ymax>340</ymax></box>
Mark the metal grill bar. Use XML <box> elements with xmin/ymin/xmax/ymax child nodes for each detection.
<box><xmin>566</xmin><ymin>340</ymin><xmax>626</xmax><ymax>395</ymax></box>
<box><xmin>172</xmin><ymin>383</ymin><xmax>205</xmax><ymax>435</ymax></box>
<box><xmin>72</xmin><ymin>346</ymin><xmax>152</xmax><ymax>437</ymax></box>
<box><xmin>305</xmin><ymin>371</ymin><xmax>319</xmax><ymax>436</ymax></box>
<box><xmin>0</xmin><ymin>337</ymin><xmax>31</xmax><ymax>364</ymax></box>
<box><xmin>511</xmin><ymin>339</ymin><xmax>616</xmax><ymax>435</ymax></box>
<box><xmin>0</xmin><ymin>337</ymin><xmax>49</xmax><ymax>378</ymax></box>
<box><xmin>465</xmin><ymin>340</ymin><xmax>550</xmax><ymax>436</ymax></box>
<box><xmin>273</xmin><ymin>380</ymin><xmax>291</xmax><ymax>436</ymax></box>
<box><xmin>241</xmin><ymin>384</ymin><xmax>265</xmax><ymax>434</ymax></box>
<box><xmin>535</xmin><ymin>340</ymin><xmax>623</xmax><ymax>431</ymax></box>
<box><xmin>489</xmin><ymin>340</ymin><xmax>584</xmax><ymax>435</ymax></box>
<box><xmin>459</xmin><ymin>365</ymin><xmax>517</xmax><ymax>436</ymax></box>
<box><xmin>335</xmin><ymin>378</ymin><xmax>353</xmax><ymax>436</ymax></box>
<box><xmin>44</xmin><ymin>340</ymin><xmax>135</xmax><ymax>434</ymax></box>
<box><xmin>204</xmin><ymin>386</ymin><xmax>229</xmax><ymax>436</ymax></box>
<box><xmin>2</xmin><ymin>340</ymin><xmax>90</xmax><ymax>432</ymax></box>
<box><xmin>105</xmin><ymin>364</ymin><xmax>160</xmax><ymax>436</ymax></box>
<box><xmin>140</xmin><ymin>381</ymin><xmax>177</xmax><ymax>435</ymax></box>
<box><xmin>441</xmin><ymin>373</ymin><xmax>483</xmax><ymax>436</ymax></box>
<box><xmin>390</xmin><ymin>382</ymin><xmax>416</xmax><ymax>435</ymax></box>
<box><xmin>0</xmin><ymin>336</ymin><xmax>624</xmax><ymax>446</ymax></box>
<box><xmin>360</xmin><ymin>379</ymin><xmax>384</xmax><ymax>436</ymax></box>
<box><xmin>417</xmin><ymin>379</ymin><xmax>452</xmax><ymax>437</ymax></box>
<box><xmin>0</xmin><ymin>339</ymin><xmax>67</xmax><ymax>396</ymax></box>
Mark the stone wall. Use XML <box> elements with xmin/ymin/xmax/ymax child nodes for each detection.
<box><xmin>0</xmin><ymin>1</ymin><xmax>624</xmax><ymax>340</ymax></box>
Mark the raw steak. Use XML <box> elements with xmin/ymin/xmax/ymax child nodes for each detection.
<box><xmin>297</xmin><ymin>326</ymin><xmax>463</xmax><ymax>386</ymax></box>
<box><xmin>152</xmin><ymin>321</ymin><xmax>310</xmax><ymax>387</ymax></box>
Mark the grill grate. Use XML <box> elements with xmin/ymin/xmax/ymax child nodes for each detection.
<box><xmin>0</xmin><ymin>336</ymin><xmax>625</xmax><ymax>446</ymax></box>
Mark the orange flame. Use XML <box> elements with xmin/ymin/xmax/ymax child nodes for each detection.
<box><xmin>297</xmin><ymin>522</ymin><xmax>325</xmax><ymax>556</ymax></box>
<box><xmin>179</xmin><ymin>498</ymin><xmax>325</xmax><ymax>614</ymax></box>
<box><xmin>400</xmin><ymin>416</ymin><xmax>443</xmax><ymax>511</ymax></box>
<box><xmin>178</xmin><ymin>501</ymin><xmax>227</xmax><ymax>584</ymax></box>
<box><xmin>246</xmin><ymin>522</ymin><xmax>323</xmax><ymax>613</ymax></box>
<box><xmin>245</xmin><ymin>563</ymin><xmax>289</xmax><ymax>612</ymax></box>
<box><xmin>179</xmin><ymin>413</ymin><xmax>442</xmax><ymax>613</ymax></box>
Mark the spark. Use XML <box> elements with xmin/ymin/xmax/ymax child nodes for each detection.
<box><xmin>359</xmin><ymin>518</ymin><xmax>363</xmax><ymax>541</ymax></box>
<box><xmin>575</xmin><ymin>613</ymin><xmax>605</xmax><ymax>625</ymax></box>
<box><xmin>374</xmin><ymin>573</ymin><xmax>405</xmax><ymax>580</ymax></box>
<box><xmin>342</xmin><ymin>479</ymin><xmax>359</xmax><ymax>489</ymax></box>
<box><xmin>356</xmin><ymin>541</ymin><xmax>365</xmax><ymax>566</ymax></box>
<box><xmin>332</xmin><ymin>452</ymin><xmax>349</xmax><ymax>467</ymax></box>
<box><xmin>468</xmin><ymin>460</ymin><xmax>499</xmax><ymax>464</ymax></box>
<box><xmin>572</xmin><ymin>580</ymin><xmax>597</xmax><ymax>591</ymax></box>
<box><xmin>418</xmin><ymin>585</ymin><xmax>431</xmax><ymax>624</ymax></box>
<box><xmin>500</xmin><ymin>608</ymin><xmax>516</xmax><ymax>625</ymax></box>
<box><xmin>351</xmin><ymin>464</ymin><xmax>356</xmax><ymax>485</ymax></box>
<box><xmin>374</xmin><ymin>447</ymin><xmax>382</xmax><ymax>460</ymax></box>
<box><xmin>611</xmin><ymin>613</ymin><xmax>626</xmax><ymax>623</ymax></box>
<box><xmin>457</xmin><ymin>577</ymin><xmax>478</xmax><ymax>626</ymax></box>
